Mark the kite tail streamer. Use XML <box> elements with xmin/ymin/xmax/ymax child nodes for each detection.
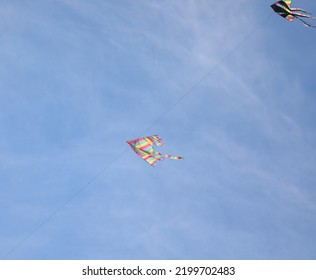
<box><xmin>155</xmin><ymin>152</ymin><xmax>184</xmax><ymax>160</ymax></box>
<box><xmin>293</xmin><ymin>11</ymin><xmax>316</xmax><ymax>19</ymax></box>
<box><xmin>296</xmin><ymin>16</ymin><xmax>316</xmax><ymax>28</ymax></box>
<box><xmin>291</xmin><ymin>8</ymin><xmax>311</xmax><ymax>14</ymax></box>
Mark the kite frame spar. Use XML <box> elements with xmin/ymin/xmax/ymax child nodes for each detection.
<box><xmin>271</xmin><ymin>0</ymin><xmax>316</xmax><ymax>28</ymax></box>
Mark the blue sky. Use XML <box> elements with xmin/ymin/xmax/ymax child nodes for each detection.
<box><xmin>1</xmin><ymin>0</ymin><xmax>316</xmax><ymax>259</ymax></box>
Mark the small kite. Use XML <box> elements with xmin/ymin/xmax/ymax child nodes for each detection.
<box><xmin>127</xmin><ymin>135</ymin><xmax>184</xmax><ymax>166</ymax></box>
<box><xmin>271</xmin><ymin>1</ymin><xmax>316</xmax><ymax>28</ymax></box>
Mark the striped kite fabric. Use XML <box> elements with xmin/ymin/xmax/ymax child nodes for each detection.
<box><xmin>127</xmin><ymin>135</ymin><xmax>184</xmax><ymax>166</ymax></box>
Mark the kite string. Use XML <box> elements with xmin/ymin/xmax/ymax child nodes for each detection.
<box><xmin>3</xmin><ymin>13</ymin><xmax>272</xmax><ymax>260</ymax></box>
<box><xmin>144</xmin><ymin>13</ymin><xmax>273</xmax><ymax>133</ymax></box>
<box><xmin>2</xmin><ymin>147</ymin><xmax>129</xmax><ymax>259</ymax></box>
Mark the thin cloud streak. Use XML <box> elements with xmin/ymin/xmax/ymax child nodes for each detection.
<box><xmin>1</xmin><ymin>1</ymin><xmax>316</xmax><ymax>259</ymax></box>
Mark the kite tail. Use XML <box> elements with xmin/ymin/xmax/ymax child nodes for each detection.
<box><xmin>155</xmin><ymin>152</ymin><xmax>184</xmax><ymax>160</ymax></box>
<box><xmin>293</xmin><ymin>11</ymin><xmax>316</xmax><ymax>20</ymax></box>
<box><xmin>295</xmin><ymin>14</ymin><xmax>316</xmax><ymax>20</ymax></box>
<box><xmin>291</xmin><ymin>8</ymin><xmax>311</xmax><ymax>15</ymax></box>
<box><xmin>164</xmin><ymin>154</ymin><xmax>184</xmax><ymax>160</ymax></box>
<box><xmin>296</xmin><ymin>16</ymin><xmax>316</xmax><ymax>28</ymax></box>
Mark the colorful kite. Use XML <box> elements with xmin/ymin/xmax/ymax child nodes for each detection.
<box><xmin>127</xmin><ymin>135</ymin><xmax>184</xmax><ymax>166</ymax></box>
<box><xmin>271</xmin><ymin>1</ymin><xmax>316</xmax><ymax>28</ymax></box>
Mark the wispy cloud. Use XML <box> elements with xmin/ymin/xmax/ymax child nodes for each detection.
<box><xmin>1</xmin><ymin>0</ymin><xmax>316</xmax><ymax>260</ymax></box>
